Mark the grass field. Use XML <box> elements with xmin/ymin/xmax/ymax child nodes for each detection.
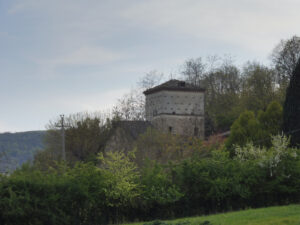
<box><xmin>125</xmin><ymin>204</ymin><xmax>300</xmax><ymax>225</ymax></box>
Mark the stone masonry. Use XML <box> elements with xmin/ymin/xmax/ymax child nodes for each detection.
<box><xmin>144</xmin><ymin>79</ymin><xmax>205</xmax><ymax>138</ymax></box>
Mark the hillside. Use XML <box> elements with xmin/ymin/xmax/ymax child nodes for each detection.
<box><xmin>0</xmin><ymin>131</ymin><xmax>46</xmax><ymax>173</ymax></box>
<box><xmin>126</xmin><ymin>204</ymin><xmax>300</xmax><ymax>225</ymax></box>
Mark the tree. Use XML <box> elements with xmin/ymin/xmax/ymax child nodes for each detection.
<box><xmin>225</xmin><ymin>111</ymin><xmax>262</xmax><ymax>154</ymax></box>
<box><xmin>112</xmin><ymin>71</ymin><xmax>164</xmax><ymax>121</ymax></box>
<box><xmin>140</xmin><ymin>161</ymin><xmax>183</xmax><ymax>210</ymax></box>
<box><xmin>258</xmin><ymin>101</ymin><xmax>283</xmax><ymax>136</ymax></box>
<box><xmin>271</xmin><ymin>35</ymin><xmax>300</xmax><ymax>82</ymax></box>
<box><xmin>204</xmin><ymin>62</ymin><xmax>242</xmax><ymax>132</ymax></box>
<box><xmin>34</xmin><ymin>112</ymin><xmax>113</xmax><ymax>166</ymax></box>
<box><xmin>138</xmin><ymin>70</ymin><xmax>164</xmax><ymax>90</ymax></box>
<box><xmin>97</xmin><ymin>151</ymin><xmax>140</xmax><ymax>209</ymax></box>
<box><xmin>65</xmin><ymin>117</ymin><xmax>112</xmax><ymax>162</ymax></box>
<box><xmin>283</xmin><ymin>59</ymin><xmax>300</xmax><ymax>146</ymax></box>
<box><xmin>181</xmin><ymin>57</ymin><xmax>206</xmax><ymax>87</ymax></box>
<box><xmin>181</xmin><ymin>56</ymin><xmax>242</xmax><ymax>133</ymax></box>
<box><xmin>112</xmin><ymin>89</ymin><xmax>145</xmax><ymax>121</ymax></box>
<box><xmin>134</xmin><ymin>128</ymin><xmax>207</xmax><ymax>166</ymax></box>
<box><xmin>235</xmin><ymin>135</ymin><xmax>298</xmax><ymax>177</ymax></box>
<box><xmin>226</xmin><ymin>101</ymin><xmax>284</xmax><ymax>155</ymax></box>
<box><xmin>240</xmin><ymin>62</ymin><xmax>278</xmax><ymax>112</ymax></box>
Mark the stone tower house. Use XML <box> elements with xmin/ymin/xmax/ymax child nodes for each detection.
<box><xmin>143</xmin><ymin>79</ymin><xmax>205</xmax><ymax>138</ymax></box>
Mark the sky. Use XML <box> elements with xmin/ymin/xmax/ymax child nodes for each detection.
<box><xmin>0</xmin><ymin>0</ymin><xmax>299</xmax><ymax>132</ymax></box>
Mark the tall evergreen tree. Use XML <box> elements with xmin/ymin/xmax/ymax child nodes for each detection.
<box><xmin>283</xmin><ymin>59</ymin><xmax>300</xmax><ymax>146</ymax></box>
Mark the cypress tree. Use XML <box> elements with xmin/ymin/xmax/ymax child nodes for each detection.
<box><xmin>283</xmin><ymin>59</ymin><xmax>300</xmax><ymax>146</ymax></box>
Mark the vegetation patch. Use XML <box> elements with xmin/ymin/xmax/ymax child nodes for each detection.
<box><xmin>126</xmin><ymin>205</ymin><xmax>300</xmax><ymax>225</ymax></box>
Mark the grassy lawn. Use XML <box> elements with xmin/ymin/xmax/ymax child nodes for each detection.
<box><xmin>125</xmin><ymin>204</ymin><xmax>300</xmax><ymax>225</ymax></box>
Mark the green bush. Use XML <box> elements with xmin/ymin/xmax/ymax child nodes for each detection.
<box><xmin>0</xmin><ymin>163</ymin><xmax>108</xmax><ymax>225</ymax></box>
<box><xmin>226</xmin><ymin>101</ymin><xmax>283</xmax><ymax>155</ymax></box>
<box><xmin>0</xmin><ymin>143</ymin><xmax>299</xmax><ymax>224</ymax></box>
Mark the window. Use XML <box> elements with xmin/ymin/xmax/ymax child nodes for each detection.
<box><xmin>172</xmin><ymin>111</ymin><xmax>176</xmax><ymax>115</ymax></box>
<box><xmin>169</xmin><ymin>126</ymin><xmax>173</xmax><ymax>133</ymax></box>
<box><xmin>194</xmin><ymin>127</ymin><xmax>199</xmax><ymax>136</ymax></box>
<box><xmin>178</xmin><ymin>81</ymin><xmax>186</xmax><ymax>87</ymax></box>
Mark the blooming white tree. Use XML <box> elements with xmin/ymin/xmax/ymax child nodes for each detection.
<box><xmin>235</xmin><ymin>135</ymin><xmax>298</xmax><ymax>177</ymax></box>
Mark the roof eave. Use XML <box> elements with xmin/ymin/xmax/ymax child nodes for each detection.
<box><xmin>143</xmin><ymin>87</ymin><xmax>206</xmax><ymax>95</ymax></box>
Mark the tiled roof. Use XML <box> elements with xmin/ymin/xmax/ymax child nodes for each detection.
<box><xmin>143</xmin><ymin>79</ymin><xmax>205</xmax><ymax>95</ymax></box>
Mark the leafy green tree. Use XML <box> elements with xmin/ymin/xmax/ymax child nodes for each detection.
<box><xmin>0</xmin><ymin>162</ymin><xmax>108</xmax><ymax>225</ymax></box>
<box><xmin>257</xmin><ymin>101</ymin><xmax>283</xmax><ymax>146</ymax></box>
<box><xmin>34</xmin><ymin>113</ymin><xmax>113</xmax><ymax>167</ymax></box>
<box><xmin>66</xmin><ymin>117</ymin><xmax>112</xmax><ymax>162</ymax></box>
<box><xmin>226</xmin><ymin>101</ymin><xmax>283</xmax><ymax>153</ymax></box>
<box><xmin>225</xmin><ymin>111</ymin><xmax>262</xmax><ymax>154</ymax></box>
<box><xmin>97</xmin><ymin>151</ymin><xmax>140</xmax><ymax>208</ymax></box>
<box><xmin>283</xmin><ymin>59</ymin><xmax>300</xmax><ymax>146</ymax></box>
<box><xmin>139</xmin><ymin>161</ymin><xmax>183</xmax><ymax>218</ymax></box>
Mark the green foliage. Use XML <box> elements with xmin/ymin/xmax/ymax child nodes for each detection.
<box><xmin>235</xmin><ymin>135</ymin><xmax>299</xmax><ymax>177</ymax></box>
<box><xmin>98</xmin><ymin>151</ymin><xmax>140</xmax><ymax>208</ymax></box>
<box><xmin>258</xmin><ymin>101</ymin><xmax>283</xmax><ymax>136</ymax></box>
<box><xmin>66</xmin><ymin>117</ymin><xmax>112</xmax><ymax>162</ymax></box>
<box><xmin>225</xmin><ymin>111</ymin><xmax>261</xmax><ymax>153</ymax></box>
<box><xmin>141</xmin><ymin>162</ymin><xmax>182</xmax><ymax>204</ymax></box>
<box><xmin>0</xmin><ymin>162</ymin><xmax>108</xmax><ymax>225</ymax></box>
<box><xmin>135</xmin><ymin>128</ymin><xmax>209</xmax><ymax>167</ymax></box>
<box><xmin>1</xmin><ymin>140</ymin><xmax>299</xmax><ymax>224</ymax></box>
<box><xmin>34</xmin><ymin>113</ymin><xmax>113</xmax><ymax>168</ymax></box>
<box><xmin>283</xmin><ymin>59</ymin><xmax>300</xmax><ymax>146</ymax></box>
<box><xmin>226</xmin><ymin>101</ymin><xmax>283</xmax><ymax>154</ymax></box>
<box><xmin>181</xmin><ymin>58</ymin><xmax>285</xmax><ymax>134</ymax></box>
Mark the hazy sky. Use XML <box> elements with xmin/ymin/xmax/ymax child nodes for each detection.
<box><xmin>0</xmin><ymin>0</ymin><xmax>299</xmax><ymax>132</ymax></box>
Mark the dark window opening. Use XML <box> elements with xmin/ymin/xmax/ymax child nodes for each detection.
<box><xmin>172</xmin><ymin>111</ymin><xmax>176</xmax><ymax>115</ymax></box>
<box><xmin>178</xmin><ymin>81</ymin><xmax>186</xmax><ymax>87</ymax></box>
<box><xmin>194</xmin><ymin>127</ymin><xmax>199</xmax><ymax>136</ymax></box>
<box><xmin>169</xmin><ymin>126</ymin><xmax>173</xmax><ymax>133</ymax></box>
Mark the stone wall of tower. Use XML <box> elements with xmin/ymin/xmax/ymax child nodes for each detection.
<box><xmin>151</xmin><ymin>114</ymin><xmax>204</xmax><ymax>138</ymax></box>
<box><xmin>145</xmin><ymin>90</ymin><xmax>204</xmax><ymax>121</ymax></box>
<box><xmin>145</xmin><ymin>90</ymin><xmax>205</xmax><ymax>138</ymax></box>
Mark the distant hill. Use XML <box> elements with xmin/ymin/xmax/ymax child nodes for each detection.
<box><xmin>0</xmin><ymin>131</ymin><xmax>46</xmax><ymax>173</ymax></box>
